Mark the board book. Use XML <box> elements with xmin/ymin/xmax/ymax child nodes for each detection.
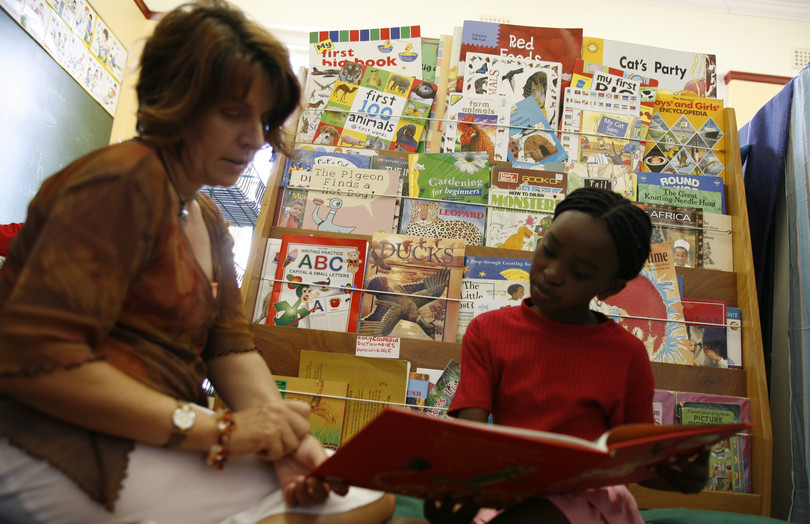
<box><xmin>268</xmin><ymin>235</ymin><xmax>367</xmax><ymax>333</ymax></box>
<box><xmin>309</xmin><ymin>62</ymin><xmax>437</xmax><ymax>153</ymax></box>
<box><xmin>309</xmin><ymin>407</ymin><xmax>750</xmax><ymax>506</ymax></box>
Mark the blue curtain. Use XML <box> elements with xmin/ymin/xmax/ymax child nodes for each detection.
<box><xmin>739</xmin><ymin>65</ymin><xmax>810</xmax><ymax>522</ymax></box>
<box><xmin>783</xmin><ymin>64</ymin><xmax>810</xmax><ymax>524</ymax></box>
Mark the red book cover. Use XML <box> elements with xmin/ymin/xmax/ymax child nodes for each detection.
<box><xmin>269</xmin><ymin>235</ymin><xmax>367</xmax><ymax>333</ymax></box>
<box><xmin>309</xmin><ymin>407</ymin><xmax>750</xmax><ymax>506</ymax></box>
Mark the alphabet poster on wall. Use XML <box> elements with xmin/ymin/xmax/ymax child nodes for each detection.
<box><xmin>0</xmin><ymin>0</ymin><xmax>127</xmax><ymax>116</ymax></box>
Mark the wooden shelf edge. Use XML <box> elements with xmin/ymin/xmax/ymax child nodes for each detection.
<box><xmin>631</xmin><ymin>485</ymin><xmax>763</xmax><ymax>515</ymax></box>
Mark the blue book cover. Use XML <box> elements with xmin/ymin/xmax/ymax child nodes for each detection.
<box><xmin>636</xmin><ymin>171</ymin><xmax>725</xmax><ymax>214</ymax></box>
<box><xmin>507</xmin><ymin>96</ymin><xmax>568</xmax><ymax>164</ymax></box>
<box><xmin>458</xmin><ymin>255</ymin><xmax>531</xmax><ymax>342</ymax></box>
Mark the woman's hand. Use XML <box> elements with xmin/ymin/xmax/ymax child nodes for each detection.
<box><xmin>275</xmin><ymin>434</ymin><xmax>350</xmax><ymax>506</ymax></box>
<box><xmin>227</xmin><ymin>400</ymin><xmax>312</xmax><ymax>460</ymax></box>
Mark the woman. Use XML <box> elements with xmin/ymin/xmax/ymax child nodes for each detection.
<box><xmin>0</xmin><ymin>2</ymin><xmax>394</xmax><ymax>522</ymax></box>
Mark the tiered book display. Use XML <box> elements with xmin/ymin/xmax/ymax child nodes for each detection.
<box><xmin>238</xmin><ymin>33</ymin><xmax>771</xmax><ymax>515</ymax></box>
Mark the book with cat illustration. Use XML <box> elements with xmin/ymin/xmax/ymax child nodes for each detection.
<box><xmin>581</xmin><ymin>37</ymin><xmax>717</xmax><ymax>98</ymax></box>
<box><xmin>268</xmin><ymin>234</ymin><xmax>368</xmax><ymax>333</ymax></box>
<box><xmin>309</xmin><ymin>62</ymin><xmax>438</xmax><ymax>153</ymax></box>
<box><xmin>676</xmin><ymin>392</ymin><xmax>751</xmax><ymax>493</ymax></box>
<box><xmin>358</xmin><ymin>231</ymin><xmax>465</xmax><ymax>343</ymax></box>
<box><xmin>297</xmin><ymin>165</ymin><xmax>401</xmax><ymax>236</ymax></box>
<box><xmin>408</xmin><ymin>151</ymin><xmax>490</xmax><ymax>205</ymax></box>
<box><xmin>458</xmin><ymin>255</ymin><xmax>532</xmax><ymax>341</ymax></box>
<box><xmin>309</xmin><ymin>407</ymin><xmax>750</xmax><ymax>506</ymax></box>
<box><xmin>462</xmin><ymin>52</ymin><xmax>562</xmax><ymax>129</ymax></box>
<box><xmin>591</xmin><ymin>242</ymin><xmax>693</xmax><ymax>365</ymax></box>
<box><xmin>398</xmin><ymin>199</ymin><xmax>486</xmax><ymax>247</ymax></box>
<box><xmin>485</xmin><ymin>166</ymin><xmax>567</xmax><ymax>251</ymax></box>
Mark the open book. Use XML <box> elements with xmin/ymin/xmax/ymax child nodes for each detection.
<box><xmin>308</xmin><ymin>407</ymin><xmax>750</xmax><ymax>507</ymax></box>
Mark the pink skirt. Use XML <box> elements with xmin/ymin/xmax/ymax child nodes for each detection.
<box><xmin>473</xmin><ymin>485</ymin><xmax>645</xmax><ymax>524</ymax></box>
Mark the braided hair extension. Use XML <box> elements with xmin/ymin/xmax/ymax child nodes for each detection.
<box><xmin>553</xmin><ymin>187</ymin><xmax>652</xmax><ymax>281</ymax></box>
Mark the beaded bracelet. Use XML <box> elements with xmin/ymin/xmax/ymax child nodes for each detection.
<box><xmin>206</xmin><ymin>408</ymin><xmax>235</xmax><ymax>470</ymax></box>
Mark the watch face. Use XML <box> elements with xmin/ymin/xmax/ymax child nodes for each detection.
<box><xmin>173</xmin><ymin>406</ymin><xmax>196</xmax><ymax>430</ymax></box>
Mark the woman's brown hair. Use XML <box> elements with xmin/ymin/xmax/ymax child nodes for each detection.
<box><xmin>136</xmin><ymin>0</ymin><xmax>300</xmax><ymax>155</ymax></box>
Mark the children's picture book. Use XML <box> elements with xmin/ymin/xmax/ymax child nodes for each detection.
<box><xmin>268</xmin><ymin>235</ymin><xmax>367</xmax><ymax>333</ymax></box>
<box><xmin>485</xmin><ymin>166</ymin><xmax>567</xmax><ymax>251</ymax></box>
<box><xmin>252</xmin><ymin>238</ymin><xmax>282</xmax><ymax>323</ymax></box>
<box><xmin>682</xmin><ymin>298</ymin><xmax>728</xmax><ymax>368</ymax></box>
<box><xmin>398</xmin><ymin>199</ymin><xmax>486</xmax><ymax>247</ymax></box>
<box><xmin>635</xmin><ymin>171</ymin><xmax>725</xmax><ymax>214</ymax></box>
<box><xmin>406</xmin><ymin>371</ymin><xmax>431</xmax><ymax>412</ymax></box>
<box><xmin>653</xmin><ymin>389</ymin><xmax>676</xmax><ymax>425</ymax></box>
<box><xmin>676</xmin><ymin>392</ymin><xmax>751</xmax><ymax>493</ymax></box>
<box><xmin>359</xmin><ymin>232</ymin><xmax>466</xmax><ymax>343</ymax></box>
<box><xmin>309</xmin><ymin>407</ymin><xmax>750</xmax><ymax>505</ymax></box>
<box><xmin>282</xmin><ymin>148</ymin><xmax>373</xmax><ymax>188</ymax></box>
<box><xmin>560</xmin><ymin>88</ymin><xmax>644</xmax><ymax>171</ymax></box>
<box><xmin>637</xmin><ymin>180</ymin><xmax>725</xmax><ymax>217</ymax></box>
<box><xmin>309</xmin><ymin>26</ymin><xmax>424</xmax><ymax>78</ymax></box>
<box><xmin>508</xmin><ymin>96</ymin><xmax>567</xmax><ymax>165</ymax></box>
<box><xmin>563</xmin><ymin>162</ymin><xmax>636</xmax><ymax>201</ymax></box>
<box><xmin>457</xmin><ymin>21</ymin><xmax>583</xmax><ymax>101</ymax></box>
<box><xmin>423</xmin><ymin>359</ymin><xmax>461</xmax><ymax>418</ymax></box>
<box><xmin>441</xmin><ymin>94</ymin><xmax>510</xmax><ymax>161</ymax></box>
<box><xmin>726</xmin><ymin>306</ymin><xmax>742</xmax><ymax>369</ymax></box>
<box><xmin>642</xmin><ymin>202</ymin><xmax>704</xmax><ymax>269</ymax></box>
<box><xmin>309</xmin><ymin>62</ymin><xmax>438</xmax><ymax>153</ymax></box>
<box><xmin>298</xmin><ymin>350</ymin><xmax>409</xmax><ymax>443</ymax></box>
<box><xmin>581</xmin><ymin>37</ymin><xmax>717</xmax><ymax>98</ymax></box>
<box><xmin>463</xmin><ymin>52</ymin><xmax>562</xmax><ymax>128</ymax></box>
<box><xmin>299</xmin><ymin>165</ymin><xmax>401</xmax><ymax>235</ymax></box>
<box><xmin>592</xmin><ymin>243</ymin><xmax>692</xmax><ymax>365</ymax></box>
<box><xmin>458</xmin><ymin>256</ymin><xmax>531</xmax><ymax>341</ymax></box>
<box><xmin>274</xmin><ymin>375</ymin><xmax>349</xmax><ymax>450</ymax></box>
<box><xmin>642</xmin><ymin>93</ymin><xmax>725</xmax><ymax>180</ymax></box>
<box><xmin>408</xmin><ymin>151</ymin><xmax>490</xmax><ymax>204</ymax></box>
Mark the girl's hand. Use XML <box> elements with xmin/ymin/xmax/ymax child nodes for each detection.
<box><xmin>651</xmin><ymin>445</ymin><xmax>711</xmax><ymax>494</ymax></box>
<box><xmin>423</xmin><ymin>496</ymin><xmax>481</xmax><ymax>524</ymax></box>
<box><xmin>227</xmin><ymin>400</ymin><xmax>312</xmax><ymax>460</ymax></box>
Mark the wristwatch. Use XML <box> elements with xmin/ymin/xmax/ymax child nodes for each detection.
<box><xmin>165</xmin><ymin>401</ymin><xmax>196</xmax><ymax>448</ymax></box>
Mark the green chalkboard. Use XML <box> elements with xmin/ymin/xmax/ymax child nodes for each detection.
<box><xmin>0</xmin><ymin>9</ymin><xmax>114</xmax><ymax>223</ymax></box>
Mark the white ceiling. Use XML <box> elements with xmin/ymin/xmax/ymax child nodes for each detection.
<box><xmin>142</xmin><ymin>0</ymin><xmax>810</xmax><ymax>22</ymax></box>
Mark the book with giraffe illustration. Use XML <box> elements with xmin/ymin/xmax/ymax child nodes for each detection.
<box><xmin>268</xmin><ymin>234</ymin><xmax>368</xmax><ymax>333</ymax></box>
<box><xmin>309</xmin><ymin>62</ymin><xmax>438</xmax><ymax>153</ymax></box>
<box><xmin>359</xmin><ymin>231</ymin><xmax>466</xmax><ymax>343</ymax></box>
<box><xmin>484</xmin><ymin>166</ymin><xmax>567</xmax><ymax>251</ymax></box>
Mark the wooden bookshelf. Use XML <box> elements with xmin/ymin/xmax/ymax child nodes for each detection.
<box><xmin>240</xmin><ymin>108</ymin><xmax>772</xmax><ymax>516</ymax></box>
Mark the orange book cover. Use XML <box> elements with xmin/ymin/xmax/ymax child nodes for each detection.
<box><xmin>309</xmin><ymin>407</ymin><xmax>750</xmax><ymax>506</ymax></box>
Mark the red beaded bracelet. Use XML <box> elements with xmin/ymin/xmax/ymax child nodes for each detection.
<box><xmin>205</xmin><ymin>408</ymin><xmax>235</xmax><ymax>470</ymax></box>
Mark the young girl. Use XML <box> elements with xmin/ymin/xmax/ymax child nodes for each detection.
<box><xmin>430</xmin><ymin>187</ymin><xmax>709</xmax><ymax>523</ymax></box>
